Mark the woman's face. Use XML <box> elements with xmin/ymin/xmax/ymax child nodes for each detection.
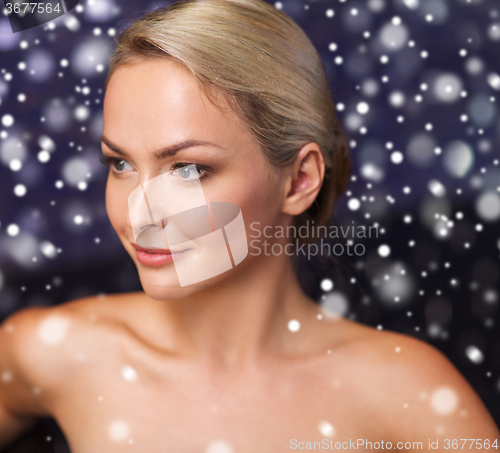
<box><xmin>103</xmin><ymin>58</ymin><xmax>285</xmax><ymax>300</ymax></box>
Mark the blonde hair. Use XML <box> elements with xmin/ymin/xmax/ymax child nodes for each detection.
<box><xmin>106</xmin><ymin>0</ymin><xmax>351</xmax><ymax>227</ymax></box>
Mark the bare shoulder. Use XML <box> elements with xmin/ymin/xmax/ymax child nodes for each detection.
<box><xmin>329</xmin><ymin>319</ymin><xmax>500</xmax><ymax>443</ymax></box>
<box><xmin>0</xmin><ymin>303</ymin><xmax>68</xmax><ymax>417</ymax></box>
<box><xmin>0</xmin><ymin>292</ymin><xmax>143</xmax><ymax>416</ymax></box>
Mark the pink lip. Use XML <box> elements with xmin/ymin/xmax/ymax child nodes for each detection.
<box><xmin>131</xmin><ymin>243</ymin><xmax>187</xmax><ymax>267</ymax></box>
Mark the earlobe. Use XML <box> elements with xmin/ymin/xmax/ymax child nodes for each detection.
<box><xmin>282</xmin><ymin>143</ymin><xmax>325</xmax><ymax>217</ymax></box>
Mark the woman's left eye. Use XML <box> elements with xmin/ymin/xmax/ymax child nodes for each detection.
<box><xmin>171</xmin><ymin>164</ymin><xmax>207</xmax><ymax>181</ymax></box>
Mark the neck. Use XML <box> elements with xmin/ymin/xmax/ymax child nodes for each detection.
<box><xmin>142</xmin><ymin>250</ymin><xmax>321</xmax><ymax>370</ymax></box>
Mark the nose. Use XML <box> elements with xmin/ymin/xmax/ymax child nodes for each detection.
<box><xmin>128</xmin><ymin>184</ymin><xmax>154</xmax><ymax>239</ymax></box>
<box><xmin>126</xmin><ymin>209</ymin><xmax>158</xmax><ymax>231</ymax></box>
<box><xmin>128</xmin><ymin>183</ymin><xmax>169</xmax><ymax>248</ymax></box>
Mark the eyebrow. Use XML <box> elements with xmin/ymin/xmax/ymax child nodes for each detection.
<box><xmin>100</xmin><ymin>135</ymin><xmax>226</xmax><ymax>160</ymax></box>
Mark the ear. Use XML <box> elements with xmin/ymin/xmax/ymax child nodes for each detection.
<box><xmin>282</xmin><ymin>143</ymin><xmax>325</xmax><ymax>217</ymax></box>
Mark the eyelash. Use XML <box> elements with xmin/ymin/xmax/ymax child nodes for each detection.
<box><xmin>99</xmin><ymin>156</ymin><xmax>210</xmax><ymax>181</ymax></box>
<box><xmin>100</xmin><ymin>156</ymin><xmax>127</xmax><ymax>171</ymax></box>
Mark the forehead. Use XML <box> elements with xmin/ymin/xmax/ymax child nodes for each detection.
<box><xmin>103</xmin><ymin>58</ymin><xmax>249</xmax><ymax>153</ymax></box>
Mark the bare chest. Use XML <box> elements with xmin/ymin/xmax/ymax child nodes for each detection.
<box><xmin>51</xmin><ymin>360</ymin><xmax>376</xmax><ymax>453</ymax></box>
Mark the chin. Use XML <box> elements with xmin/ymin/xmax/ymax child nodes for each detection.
<box><xmin>135</xmin><ymin>264</ymin><xmax>185</xmax><ymax>300</ymax></box>
<box><xmin>136</xmin><ymin>262</ymin><xmax>239</xmax><ymax>301</ymax></box>
<box><xmin>142</xmin><ymin>284</ymin><xmax>198</xmax><ymax>301</ymax></box>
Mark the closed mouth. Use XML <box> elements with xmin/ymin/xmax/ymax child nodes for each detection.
<box><xmin>132</xmin><ymin>243</ymin><xmax>172</xmax><ymax>255</ymax></box>
<box><xmin>131</xmin><ymin>243</ymin><xmax>172</xmax><ymax>254</ymax></box>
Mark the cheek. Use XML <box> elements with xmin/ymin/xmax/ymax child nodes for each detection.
<box><xmin>208</xmin><ymin>168</ymin><xmax>282</xmax><ymax>227</ymax></box>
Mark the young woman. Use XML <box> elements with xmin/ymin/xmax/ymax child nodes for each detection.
<box><xmin>0</xmin><ymin>0</ymin><xmax>498</xmax><ymax>451</ymax></box>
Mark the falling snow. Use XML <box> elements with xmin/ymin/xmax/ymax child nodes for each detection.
<box><xmin>206</xmin><ymin>440</ymin><xmax>234</xmax><ymax>453</ymax></box>
<box><xmin>108</xmin><ymin>420</ymin><xmax>129</xmax><ymax>443</ymax></box>
<box><xmin>288</xmin><ymin>319</ymin><xmax>301</xmax><ymax>332</ymax></box>
<box><xmin>37</xmin><ymin>316</ymin><xmax>71</xmax><ymax>345</ymax></box>
<box><xmin>318</xmin><ymin>420</ymin><xmax>336</xmax><ymax>438</ymax></box>
<box><xmin>430</xmin><ymin>386</ymin><xmax>459</xmax><ymax>415</ymax></box>
<box><xmin>120</xmin><ymin>365</ymin><xmax>138</xmax><ymax>382</ymax></box>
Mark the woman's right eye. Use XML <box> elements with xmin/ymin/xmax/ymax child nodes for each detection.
<box><xmin>112</xmin><ymin>159</ymin><xmax>132</xmax><ymax>172</ymax></box>
<box><xmin>101</xmin><ymin>156</ymin><xmax>134</xmax><ymax>173</ymax></box>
